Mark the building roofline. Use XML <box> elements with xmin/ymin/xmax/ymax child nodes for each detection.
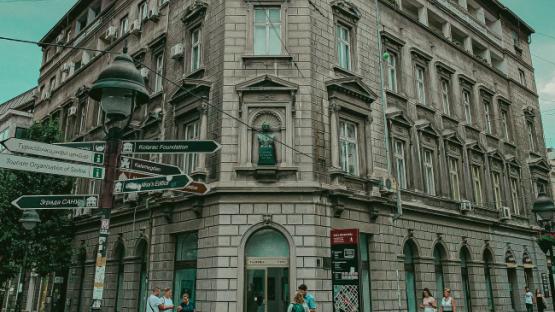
<box><xmin>492</xmin><ymin>0</ymin><xmax>535</xmax><ymax>34</ymax></box>
<box><xmin>39</xmin><ymin>0</ymin><xmax>94</xmax><ymax>45</ymax></box>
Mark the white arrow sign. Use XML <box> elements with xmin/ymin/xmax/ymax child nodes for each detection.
<box><xmin>0</xmin><ymin>153</ymin><xmax>105</xmax><ymax>179</ymax></box>
<box><xmin>3</xmin><ymin>138</ymin><xmax>104</xmax><ymax>165</ymax></box>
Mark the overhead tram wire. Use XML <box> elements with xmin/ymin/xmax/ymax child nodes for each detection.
<box><xmin>0</xmin><ymin>35</ymin><xmax>314</xmax><ymax>161</ymax></box>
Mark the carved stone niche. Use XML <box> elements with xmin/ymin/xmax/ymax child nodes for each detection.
<box><xmin>235</xmin><ymin>75</ymin><xmax>298</xmax><ymax>181</ymax></box>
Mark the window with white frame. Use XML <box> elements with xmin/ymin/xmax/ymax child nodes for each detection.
<box><xmin>394</xmin><ymin>140</ymin><xmax>407</xmax><ymax>189</ymax></box>
<box><xmin>423</xmin><ymin>149</ymin><xmax>435</xmax><ymax>195</ymax></box>
<box><xmin>182</xmin><ymin>120</ymin><xmax>200</xmax><ymax>174</ymax></box>
<box><xmin>501</xmin><ymin>110</ymin><xmax>510</xmax><ymax>141</ymax></box>
<box><xmin>440</xmin><ymin>79</ymin><xmax>451</xmax><ymax>115</ymax></box>
<box><xmin>139</xmin><ymin>1</ymin><xmax>148</xmax><ymax>22</ymax></box>
<box><xmin>415</xmin><ymin>65</ymin><xmax>426</xmax><ymax>105</ymax></box>
<box><xmin>119</xmin><ymin>15</ymin><xmax>129</xmax><ymax>37</ymax></box>
<box><xmin>49</xmin><ymin>76</ymin><xmax>57</xmax><ymax>92</ymax></box>
<box><xmin>386</xmin><ymin>51</ymin><xmax>398</xmax><ymax>92</ymax></box>
<box><xmin>253</xmin><ymin>7</ymin><xmax>281</xmax><ymax>55</ymax></box>
<box><xmin>463</xmin><ymin>90</ymin><xmax>472</xmax><ymax>124</ymax></box>
<box><xmin>336</xmin><ymin>24</ymin><xmax>352</xmax><ymax>70</ymax></box>
<box><xmin>519</xmin><ymin>69</ymin><xmax>527</xmax><ymax>86</ymax></box>
<box><xmin>492</xmin><ymin>171</ymin><xmax>502</xmax><ymax>209</ymax></box>
<box><xmin>191</xmin><ymin>28</ymin><xmax>201</xmax><ymax>71</ymax></box>
<box><xmin>79</xmin><ymin>99</ymin><xmax>88</xmax><ymax>134</ymax></box>
<box><xmin>471</xmin><ymin>165</ymin><xmax>483</xmax><ymax>205</ymax></box>
<box><xmin>339</xmin><ymin>119</ymin><xmax>359</xmax><ymax>176</ymax></box>
<box><xmin>527</xmin><ymin>121</ymin><xmax>536</xmax><ymax>151</ymax></box>
<box><xmin>154</xmin><ymin>53</ymin><xmax>164</xmax><ymax>92</ymax></box>
<box><xmin>510</xmin><ymin>177</ymin><xmax>520</xmax><ymax>215</ymax></box>
<box><xmin>483</xmin><ymin>99</ymin><xmax>492</xmax><ymax>134</ymax></box>
<box><xmin>448</xmin><ymin>157</ymin><xmax>460</xmax><ymax>201</ymax></box>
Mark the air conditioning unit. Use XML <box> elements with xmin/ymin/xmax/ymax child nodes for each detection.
<box><xmin>61</xmin><ymin>62</ymin><xmax>72</xmax><ymax>72</ymax></box>
<box><xmin>130</xmin><ymin>19</ymin><xmax>141</xmax><ymax>34</ymax></box>
<box><xmin>82</xmin><ymin>52</ymin><xmax>91</xmax><ymax>66</ymax></box>
<box><xmin>459</xmin><ymin>200</ymin><xmax>473</xmax><ymax>213</ymax></box>
<box><xmin>149</xmin><ymin>7</ymin><xmax>160</xmax><ymax>22</ymax></box>
<box><xmin>501</xmin><ymin>206</ymin><xmax>512</xmax><ymax>220</ymax></box>
<box><xmin>140</xmin><ymin>68</ymin><xmax>149</xmax><ymax>80</ymax></box>
<box><xmin>68</xmin><ymin>105</ymin><xmax>78</xmax><ymax>116</ymax></box>
<box><xmin>104</xmin><ymin>26</ymin><xmax>118</xmax><ymax>41</ymax></box>
<box><xmin>123</xmin><ymin>192</ymin><xmax>139</xmax><ymax>203</ymax></box>
<box><xmin>379</xmin><ymin>176</ymin><xmax>397</xmax><ymax>195</ymax></box>
<box><xmin>171</xmin><ymin>43</ymin><xmax>184</xmax><ymax>60</ymax></box>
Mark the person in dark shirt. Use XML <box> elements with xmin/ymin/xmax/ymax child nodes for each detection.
<box><xmin>177</xmin><ymin>293</ymin><xmax>194</xmax><ymax>312</ymax></box>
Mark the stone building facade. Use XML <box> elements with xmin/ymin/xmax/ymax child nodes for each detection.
<box><xmin>29</xmin><ymin>0</ymin><xmax>552</xmax><ymax>311</ymax></box>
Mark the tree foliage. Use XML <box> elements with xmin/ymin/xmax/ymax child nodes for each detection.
<box><xmin>0</xmin><ymin>120</ymin><xmax>75</xmax><ymax>283</ymax></box>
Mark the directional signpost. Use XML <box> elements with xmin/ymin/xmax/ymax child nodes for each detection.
<box><xmin>12</xmin><ymin>195</ymin><xmax>99</xmax><ymax>210</ymax></box>
<box><xmin>0</xmin><ymin>153</ymin><xmax>105</xmax><ymax>179</ymax></box>
<box><xmin>3</xmin><ymin>138</ymin><xmax>104</xmax><ymax>164</ymax></box>
<box><xmin>119</xmin><ymin>156</ymin><xmax>182</xmax><ymax>176</ymax></box>
<box><xmin>55</xmin><ymin>141</ymin><xmax>106</xmax><ymax>153</ymax></box>
<box><xmin>119</xmin><ymin>171</ymin><xmax>210</xmax><ymax>195</ymax></box>
<box><xmin>113</xmin><ymin>174</ymin><xmax>191</xmax><ymax>194</ymax></box>
<box><xmin>121</xmin><ymin>140</ymin><xmax>222</xmax><ymax>154</ymax></box>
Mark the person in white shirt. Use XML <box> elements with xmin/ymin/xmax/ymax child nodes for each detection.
<box><xmin>160</xmin><ymin>287</ymin><xmax>175</xmax><ymax>311</ymax></box>
<box><xmin>147</xmin><ymin>287</ymin><xmax>162</xmax><ymax>312</ymax></box>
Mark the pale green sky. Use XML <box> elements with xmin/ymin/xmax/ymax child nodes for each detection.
<box><xmin>0</xmin><ymin>0</ymin><xmax>554</xmax><ymax>145</ymax></box>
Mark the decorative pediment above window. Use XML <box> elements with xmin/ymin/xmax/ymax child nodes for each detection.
<box><xmin>410</xmin><ymin>47</ymin><xmax>432</xmax><ymax>63</ymax></box>
<box><xmin>381</xmin><ymin>30</ymin><xmax>405</xmax><ymax>47</ymax></box>
<box><xmin>458</xmin><ymin>73</ymin><xmax>476</xmax><ymax>86</ymax></box>
<box><xmin>466</xmin><ymin>140</ymin><xmax>486</xmax><ymax>155</ymax></box>
<box><xmin>415</xmin><ymin>119</ymin><xmax>439</xmax><ymax>137</ymax></box>
<box><xmin>182</xmin><ymin>0</ymin><xmax>208</xmax><ymax>25</ymax></box>
<box><xmin>487</xmin><ymin>149</ymin><xmax>505</xmax><ymax>163</ymax></box>
<box><xmin>170</xmin><ymin>78</ymin><xmax>211</xmax><ymax>104</ymax></box>
<box><xmin>331</xmin><ymin>0</ymin><xmax>361</xmax><ymax>23</ymax></box>
<box><xmin>528</xmin><ymin>157</ymin><xmax>550</xmax><ymax>174</ymax></box>
<box><xmin>236</xmin><ymin>74</ymin><xmax>298</xmax><ymax>116</ymax></box>
<box><xmin>326</xmin><ymin>76</ymin><xmax>377</xmax><ymax>104</ymax></box>
<box><xmin>478</xmin><ymin>84</ymin><xmax>495</xmax><ymax>97</ymax></box>
<box><xmin>523</xmin><ymin>106</ymin><xmax>535</xmax><ymax>118</ymax></box>
<box><xmin>495</xmin><ymin>94</ymin><xmax>511</xmax><ymax>106</ymax></box>
<box><xmin>435</xmin><ymin>61</ymin><xmax>455</xmax><ymax>76</ymax></box>
<box><xmin>75</xmin><ymin>85</ymin><xmax>90</xmax><ymax>98</ymax></box>
<box><xmin>386</xmin><ymin>107</ymin><xmax>412</xmax><ymax>127</ymax></box>
<box><xmin>442</xmin><ymin>129</ymin><xmax>463</xmax><ymax>146</ymax></box>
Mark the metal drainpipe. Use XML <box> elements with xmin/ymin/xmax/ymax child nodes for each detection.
<box><xmin>374</xmin><ymin>0</ymin><xmax>402</xmax><ymax>219</ymax></box>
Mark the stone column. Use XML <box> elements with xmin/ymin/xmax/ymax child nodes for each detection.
<box><xmin>330</xmin><ymin>102</ymin><xmax>340</xmax><ymax>170</ymax></box>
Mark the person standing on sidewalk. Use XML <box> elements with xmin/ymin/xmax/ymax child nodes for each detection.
<box><xmin>160</xmin><ymin>288</ymin><xmax>175</xmax><ymax>311</ymax></box>
<box><xmin>147</xmin><ymin>287</ymin><xmax>162</xmax><ymax>312</ymax></box>
<box><xmin>525</xmin><ymin>287</ymin><xmax>534</xmax><ymax>312</ymax></box>
<box><xmin>298</xmin><ymin>284</ymin><xmax>316</xmax><ymax>312</ymax></box>
<box><xmin>536</xmin><ymin>289</ymin><xmax>547</xmax><ymax>312</ymax></box>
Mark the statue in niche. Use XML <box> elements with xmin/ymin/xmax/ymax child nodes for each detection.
<box><xmin>257</xmin><ymin>123</ymin><xmax>276</xmax><ymax>166</ymax></box>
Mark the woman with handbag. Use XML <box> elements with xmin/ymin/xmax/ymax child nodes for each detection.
<box><xmin>420</xmin><ymin>288</ymin><xmax>437</xmax><ymax>312</ymax></box>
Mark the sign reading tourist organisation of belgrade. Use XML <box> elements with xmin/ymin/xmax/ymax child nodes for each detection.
<box><xmin>11</xmin><ymin>194</ymin><xmax>99</xmax><ymax>210</ymax></box>
<box><xmin>113</xmin><ymin>174</ymin><xmax>191</xmax><ymax>194</ymax></box>
<box><xmin>0</xmin><ymin>153</ymin><xmax>105</xmax><ymax>179</ymax></box>
<box><xmin>55</xmin><ymin>141</ymin><xmax>106</xmax><ymax>153</ymax></box>
<box><xmin>3</xmin><ymin>138</ymin><xmax>104</xmax><ymax>164</ymax></box>
<box><xmin>120</xmin><ymin>140</ymin><xmax>222</xmax><ymax>154</ymax></box>
<box><xmin>119</xmin><ymin>156</ymin><xmax>182</xmax><ymax>176</ymax></box>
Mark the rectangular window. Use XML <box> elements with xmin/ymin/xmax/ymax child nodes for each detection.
<box><xmin>471</xmin><ymin>165</ymin><xmax>483</xmax><ymax>205</ymax></box>
<box><xmin>191</xmin><ymin>28</ymin><xmax>201</xmax><ymax>71</ymax></box>
<box><xmin>49</xmin><ymin>76</ymin><xmax>57</xmax><ymax>92</ymax></box>
<box><xmin>336</xmin><ymin>24</ymin><xmax>351</xmax><ymax>70</ymax></box>
<box><xmin>501</xmin><ymin>110</ymin><xmax>510</xmax><ymax>141</ymax></box>
<box><xmin>415</xmin><ymin>66</ymin><xmax>426</xmax><ymax>105</ymax></box>
<box><xmin>174</xmin><ymin>232</ymin><xmax>198</xmax><ymax>308</ymax></box>
<box><xmin>183</xmin><ymin>120</ymin><xmax>200</xmax><ymax>174</ymax></box>
<box><xmin>360</xmin><ymin>234</ymin><xmax>372</xmax><ymax>312</ymax></box>
<box><xmin>527</xmin><ymin>121</ymin><xmax>536</xmax><ymax>150</ymax></box>
<box><xmin>492</xmin><ymin>172</ymin><xmax>502</xmax><ymax>209</ymax></box>
<box><xmin>448</xmin><ymin>157</ymin><xmax>460</xmax><ymax>201</ymax></box>
<box><xmin>441</xmin><ymin>79</ymin><xmax>450</xmax><ymax>115</ymax></box>
<box><xmin>519</xmin><ymin>69</ymin><xmax>526</xmax><ymax>86</ymax></box>
<box><xmin>510</xmin><ymin>177</ymin><xmax>520</xmax><ymax>215</ymax></box>
<box><xmin>394</xmin><ymin>140</ymin><xmax>407</xmax><ymax>189</ymax></box>
<box><xmin>253</xmin><ymin>7</ymin><xmax>281</xmax><ymax>55</ymax></box>
<box><xmin>139</xmin><ymin>1</ymin><xmax>148</xmax><ymax>22</ymax></box>
<box><xmin>463</xmin><ymin>90</ymin><xmax>472</xmax><ymax>124</ymax></box>
<box><xmin>119</xmin><ymin>15</ymin><xmax>129</xmax><ymax>37</ymax></box>
<box><xmin>0</xmin><ymin>128</ymin><xmax>9</xmax><ymax>151</ymax></box>
<box><xmin>423</xmin><ymin>149</ymin><xmax>435</xmax><ymax>195</ymax></box>
<box><xmin>339</xmin><ymin>119</ymin><xmax>359</xmax><ymax>176</ymax></box>
<box><xmin>386</xmin><ymin>51</ymin><xmax>398</xmax><ymax>92</ymax></box>
<box><xmin>483</xmin><ymin>99</ymin><xmax>492</xmax><ymax>134</ymax></box>
<box><xmin>79</xmin><ymin>99</ymin><xmax>88</xmax><ymax>134</ymax></box>
<box><xmin>154</xmin><ymin>53</ymin><xmax>164</xmax><ymax>92</ymax></box>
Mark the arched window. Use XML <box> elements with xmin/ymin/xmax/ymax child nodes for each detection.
<box><xmin>404</xmin><ymin>240</ymin><xmax>418</xmax><ymax>312</ymax></box>
<box><xmin>245</xmin><ymin>228</ymin><xmax>290</xmax><ymax>312</ymax></box>
<box><xmin>114</xmin><ymin>241</ymin><xmax>125</xmax><ymax>312</ymax></box>
<box><xmin>137</xmin><ymin>240</ymin><xmax>148</xmax><ymax>312</ymax></box>
<box><xmin>483</xmin><ymin>250</ymin><xmax>495</xmax><ymax>312</ymax></box>
<box><xmin>433</xmin><ymin>244</ymin><xmax>447</xmax><ymax>296</ymax></box>
<box><xmin>460</xmin><ymin>246</ymin><xmax>473</xmax><ymax>312</ymax></box>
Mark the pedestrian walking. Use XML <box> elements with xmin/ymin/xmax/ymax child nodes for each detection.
<box><xmin>298</xmin><ymin>284</ymin><xmax>317</xmax><ymax>312</ymax></box>
<box><xmin>525</xmin><ymin>287</ymin><xmax>534</xmax><ymax>312</ymax></box>
<box><xmin>160</xmin><ymin>287</ymin><xmax>175</xmax><ymax>311</ymax></box>
<box><xmin>420</xmin><ymin>288</ymin><xmax>437</xmax><ymax>312</ymax></box>
<box><xmin>439</xmin><ymin>288</ymin><xmax>456</xmax><ymax>312</ymax></box>
<box><xmin>287</xmin><ymin>291</ymin><xmax>309</xmax><ymax>312</ymax></box>
<box><xmin>536</xmin><ymin>289</ymin><xmax>547</xmax><ymax>312</ymax></box>
<box><xmin>177</xmin><ymin>293</ymin><xmax>194</xmax><ymax>312</ymax></box>
<box><xmin>147</xmin><ymin>287</ymin><xmax>162</xmax><ymax>312</ymax></box>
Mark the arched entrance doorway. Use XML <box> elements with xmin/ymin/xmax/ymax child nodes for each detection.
<box><xmin>245</xmin><ymin>228</ymin><xmax>290</xmax><ymax>312</ymax></box>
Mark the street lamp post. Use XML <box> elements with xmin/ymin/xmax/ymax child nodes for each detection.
<box><xmin>88</xmin><ymin>52</ymin><xmax>149</xmax><ymax>311</ymax></box>
<box><xmin>532</xmin><ymin>193</ymin><xmax>555</xmax><ymax>309</ymax></box>
<box><xmin>14</xmin><ymin>210</ymin><xmax>41</xmax><ymax>311</ymax></box>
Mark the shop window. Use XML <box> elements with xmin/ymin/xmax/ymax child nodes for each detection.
<box><xmin>253</xmin><ymin>7</ymin><xmax>282</xmax><ymax>55</ymax></box>
<box><xmin>483</xmin><ymin>250</ymin><xmax>495</xmax><ymax>312</ymax></box>
<box><xmin>114</xmin><ymin>242</ymin><xmax>125</xmax><ymax>312</ymax></box>
<box><xmin>433</xmin><ymin>244</ymin><xmax>446</xmax><ymax>297</ymax></box>
<box><xmin>404</xmin><ymin>240</ymin><xmax>418</xmax><ymax>312</ymax></box>
<box><xmin>174</xmin><ymin>232</ymin><xmax>199</xmax><ymax>307</ymax></box>
<box><xmin>137</xmin><ymin>239</ymin><xmax>148</xmax><ymax>312</ymax></box>
<box><xmin>360</xmin><ymin>234</ymin><xmax>372</xmax><ymax>312</ymax></box>
<box><xmin>460</xmin><ymin>246</ymin><xmax>473</xmax><ymax>312</ymax></box>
